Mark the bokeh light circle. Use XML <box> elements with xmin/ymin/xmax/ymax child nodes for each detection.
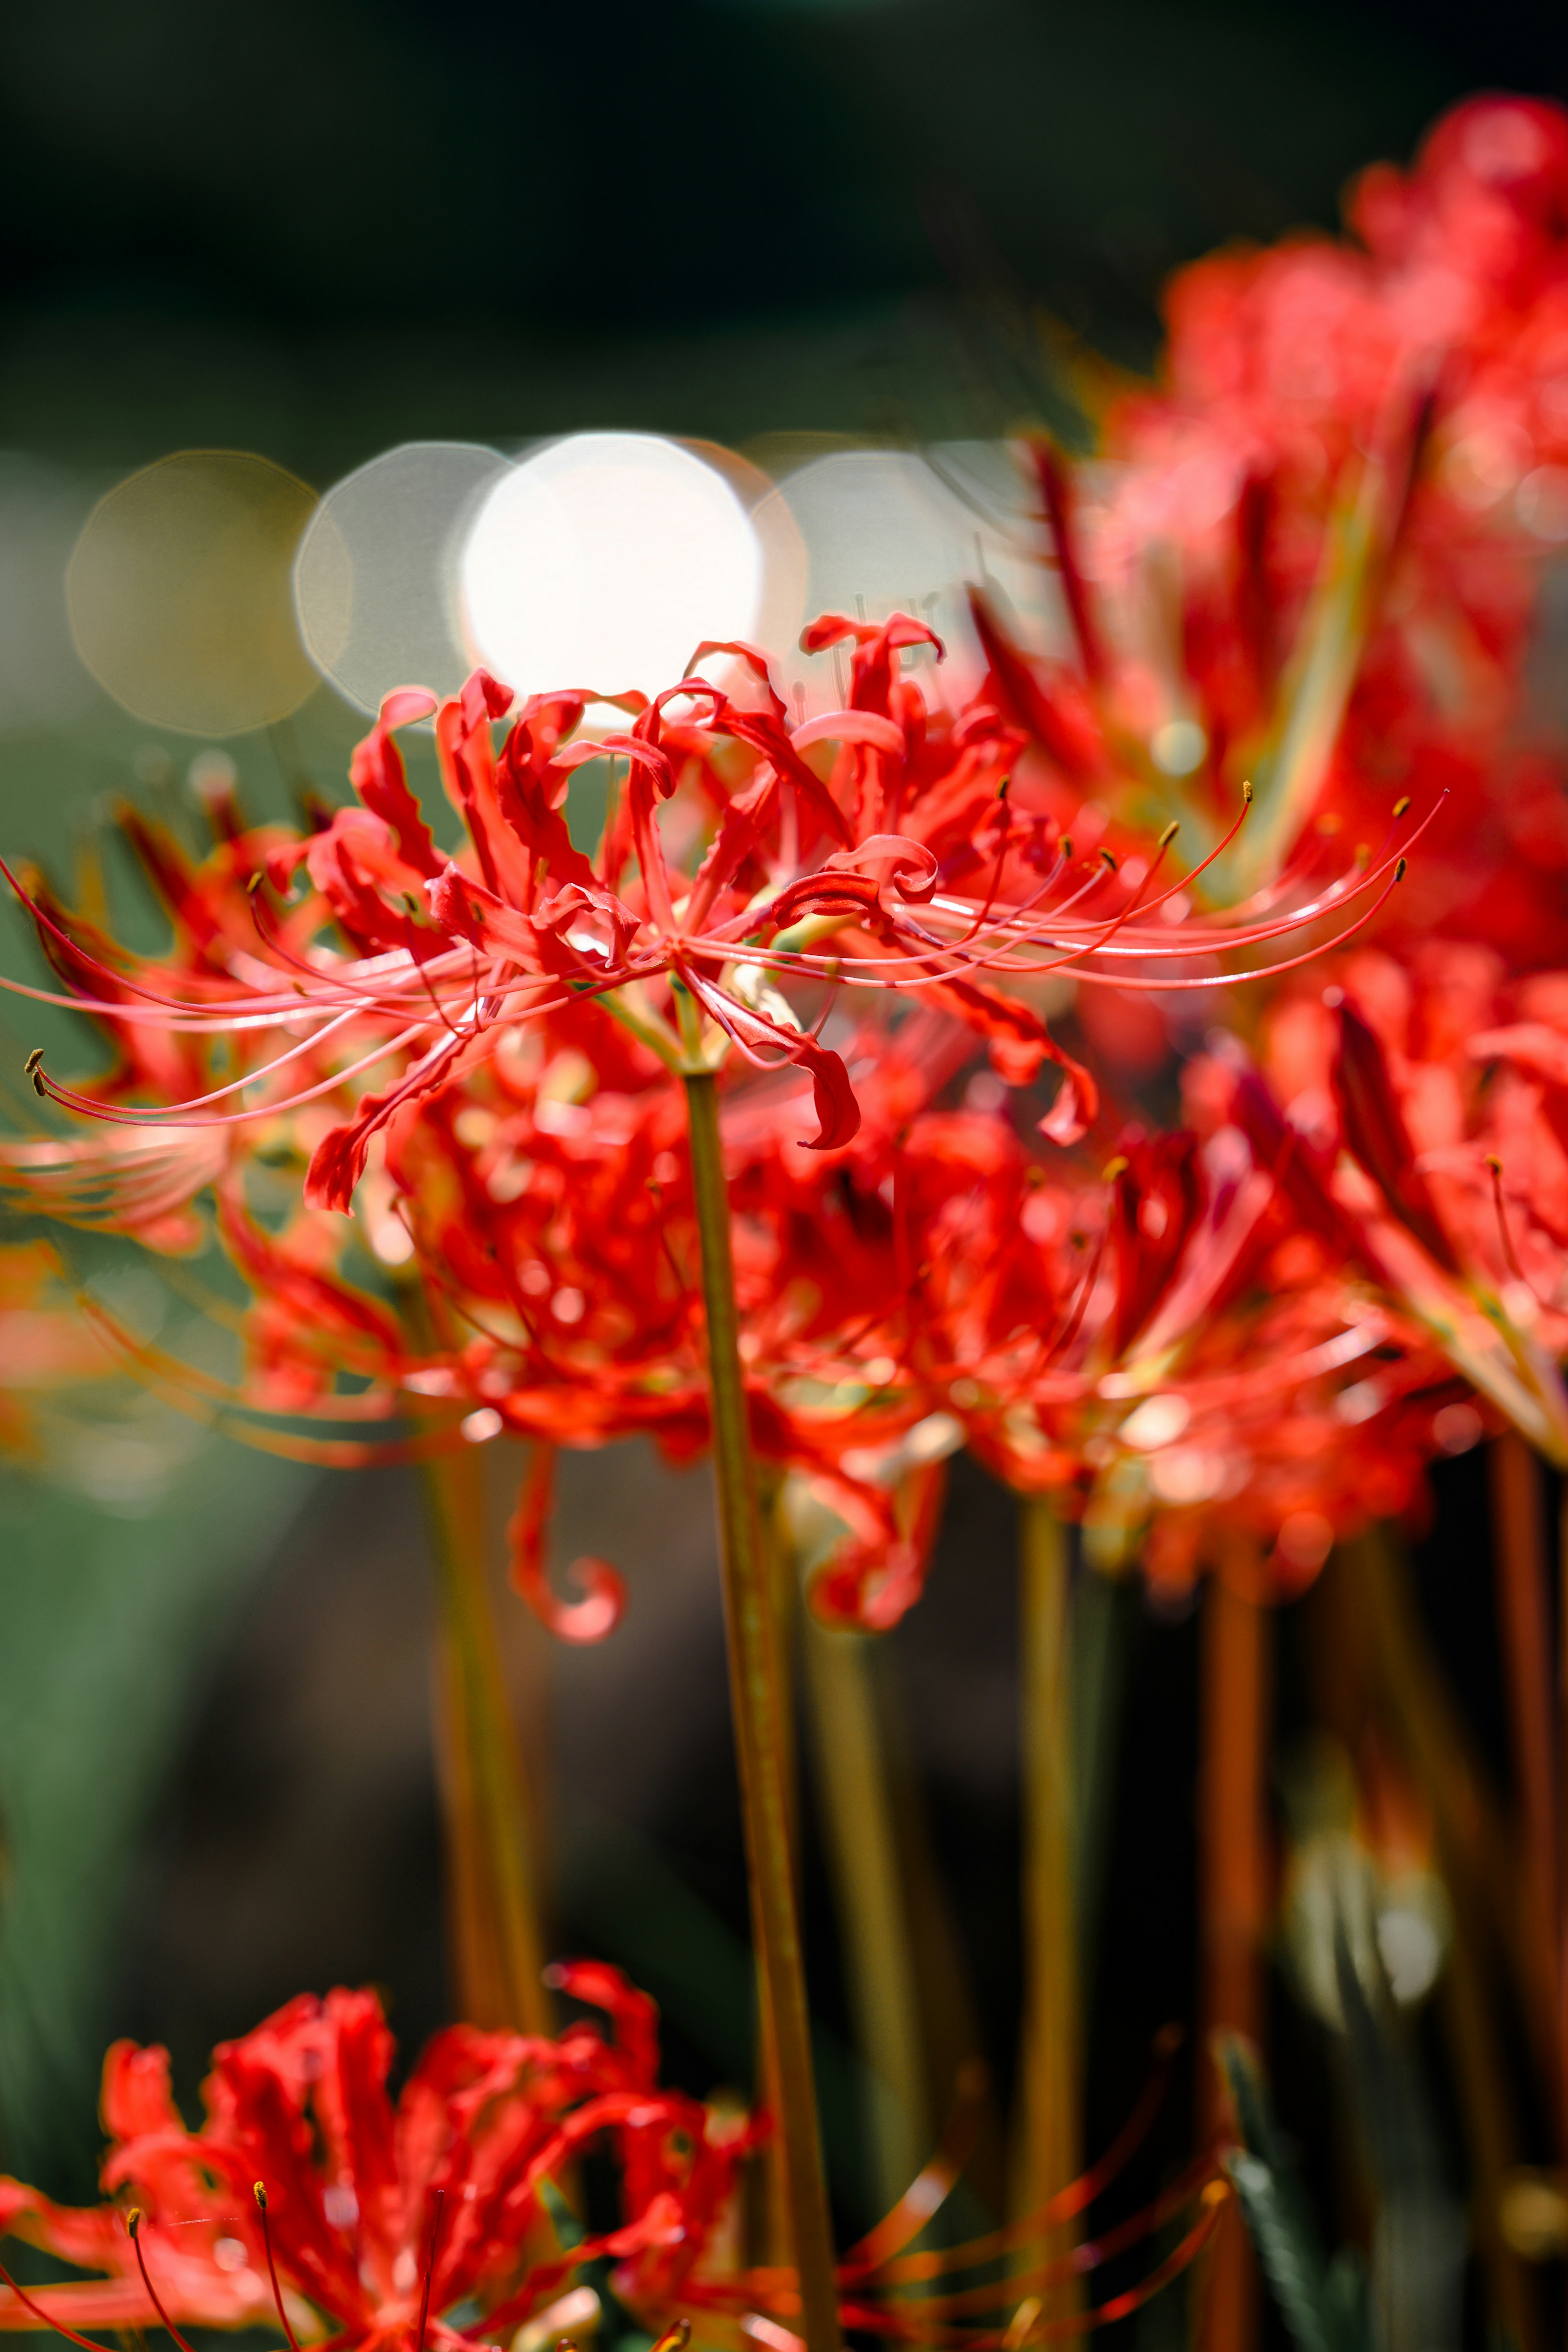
<box><xmin>758</xmin><ymin>444</ymin><xmax>1065</xmax><ymax>712</ymax></box>
<box><xmin>67</xmin><ymin>451</ymin><xmax>318</xmax><ymax>735</ymax></box>
<box><xmin>294</xmin><ymin>441</ymin><xmax>510</xmax><ymax>714</ymax></box>
<box><xmin>459</xmin><ymin>433</ymin><xmax>763</xmax><ymax>698</ymax></box>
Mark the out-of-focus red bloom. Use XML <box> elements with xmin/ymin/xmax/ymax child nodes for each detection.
<box><xmin>0</xmin><ymin>1993</ymin><xmax>1225</xmax><ymax>2352</ymax></box>
<box><xmin>963</xmin><ymin>96</ymin><xmax>1568</xmax><ymax>978</ymax></box>
<box><xmin>0</xmin><ymin>1965</ymin><xmax>744</xmax><ymax>2352</ymax></box>
<box><xmin>871</xmin><ymin>1094</ymin><xmax>1451</xmax><ymax>1598</ymax></box>
<box><xmin>1193</xmin><ymin>941</ymin><xmax>1568</xmax><ymax>1466</ymax></box>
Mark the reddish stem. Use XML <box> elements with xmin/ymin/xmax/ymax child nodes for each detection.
<box><xmin>415</xmin><ymin>2190</ymin><xmax>446</xmax><ymax>2352</ymax></box>
<box><xmin>253</xmin><ymin>2183</ymin><xmax>304</xmax><ymax>2352</ymax></box>
<box><xmin>0</xmin><ymin>2254</ymin><xmax>118</xmax><ymax>2352</ymax></box>
<box><xmin>126</xmin><ymin>2213</ymin><xmax>198</xmax><ymax>2352</ymax></box>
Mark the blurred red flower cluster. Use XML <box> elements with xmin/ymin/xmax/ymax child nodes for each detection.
<box><xmin>0</xmin><ymin>1964</ymin><xmax>745</xmax><ymax>2352</ymax></box>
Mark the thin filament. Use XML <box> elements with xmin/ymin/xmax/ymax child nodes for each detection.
<box><xmin>253</xmin><ymin>2185</ymin><xmax>304</xmax><ymax>2352</ymax></box>
<box><xmin>0</xmin><ymin>2255</ymin><xmax>121</xmax><ymax>2352</ymax></box>
<box><xmin>126</xmin><ymin>2214</ymin><xmax>199</xmax><ymax>2352</ymax></box>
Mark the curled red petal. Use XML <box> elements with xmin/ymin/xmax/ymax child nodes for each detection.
<box><xmin>799</xmin><ymin>1041</ymin><xmax>862</xmax><ymax>1153</ymax></box>
<box><xmin>350</xmin><ymin>693</ymin><xmax>443</xmax><ymax>879</ymax></box>
<box><xmin>507</xmin><ymin>1445</ymin><xmax>627</xmax><ymax>1644</ymax></box>
<box><xmin>682</xmin><ymin>966</ymin><xmax>862</xmax><ymax>1152</ymax></box>
<box><xmin>825</xmin><ymin>834</ymin><xmax>939</xmax><ymax>904</ymax></box>
<box><xmin>1038</xmin><ymin>1047</ymin><xmax>1097</xmax><ymax>1145</ymax></box>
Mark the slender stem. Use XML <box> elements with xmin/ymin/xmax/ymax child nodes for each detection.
<box><xmin>422</xmin><ymin>1443</ymin><xmax>550</xmax><ymax>2033</ymax></box>
<box><xmin>802</xmin><ymin>1601</ymin><xmax>929</xmax><ymax>2218</ymax></box>
<box><xmin>683</xmin><ymin>1070</ymin><xmax>844</xmax><ymax>2352</ymax></box>
<box><xmin>1559</xmin><ymin>1484</ymin><xmax>1568</xmax><ymax>2189</ymax></box>
<box><xmin>1016</xmin><ymin>1496</ymin><xmax>1081</xmax><ymax>2319</ymax></box>
<box><xmin>1200</xmin><ymin>1574</ymin><xmax>1269</xmax><ymax>2352</ymax></box>
<box><xmin>1488</xmin><ymin>1434</ymin><xmax>1561</xmax><ymax>2102</ymax></box>
<box><xmin>755</xmin><ymin>1472</ymin><xmax>797</xmax><ymax>2270</ymax></box>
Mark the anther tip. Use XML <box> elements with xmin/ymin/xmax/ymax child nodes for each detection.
<box><xmin>1058</xmin><ymin>835</ymin><xmax>1072</xmax><ymax>861</ymax></box>
<box><xmin>24</xmin><ymin>1047</ymin><xmax>42</xmax><ymax>1074</ymax></box>
<box><xmin>1486</xmin><ymin>1154</ymin><xmax>1503</xmax><ymax>1175</ymax></box>
<box><xmin>253</xmin><ymin>2182</ymin><xmax>268</xmax><ymax>2209</ymax></box>
<box><xmin>1102</xmin><ymin>1155</ymin><xmax>1129</xmax><ymax>1182</ymax></box>
<box><xmin>1393</xmin><ymin>795</ymin><xmax>1411</xmax><ymax>817</ymax></box>
<box><xmin>1395</xmin><ymin>856</ymin><xmax>1408</xmax><ymax>881</ymax></box>
<box><xmin>1241</xmin><ymin>778</ymin><xmax>1254</xmax><ymax>805</ymax></box>
<box><xmin>126</xmin><ymin>2208</ymin><xmax>142</xmax><ymax>2239</ymax></box>
<box><xmin>245</xmin><ymin>870</ymin><xmax>263</xmax><ymax>896</ymax></box>
<box><xmin>1098</xmin><ymin>847</ymin><xmax>1117</xmax><ymax>872</ymax></box>
<box><xmin>1158</xmin><ymin>818</ymin><xmax>1180</xmax><ymax>847</ymax></box>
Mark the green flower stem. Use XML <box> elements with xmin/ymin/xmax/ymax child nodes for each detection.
<box><xmin>801</xmin><ymin>1605</ymin><xmax>929</xmax><ymax>2220</ymax></box>
<box><xmin>1017</xmin><ymin>1496</ymin><xmax>1081</xmax><ymax>2318</ymax></box>
<box><xmin>421</xmin><ymin>1443</ymin><xmax>551</xmax><ymax>2036</ymax></box>
<box><xmin>684</xmin><ymin>1069</ymin><xmax>844</xmax><ymax>2352</ymax></box>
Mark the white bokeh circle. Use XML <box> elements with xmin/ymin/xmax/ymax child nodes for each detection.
<box><xmin>294</xmin><ymin>441</ymin><xmax>510</xmax><ymax>715</ymax></box>
<box><xmin>459</xmin><ymin>433</ymin><xmax>763</xmax><ymax>698</ymax></box>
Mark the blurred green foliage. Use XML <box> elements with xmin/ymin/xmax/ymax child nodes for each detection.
<box><xmin>0</xmin><ymin>1445</ymin><xmax>312</xmax><ymax>2192</ymax></box>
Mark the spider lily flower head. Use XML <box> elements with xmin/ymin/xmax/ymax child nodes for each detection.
<box><xmin>5</xmin><ymin>615</ymin><xmax>1413</xmax><ymax>1244</ymax></box>
<box><xmin>0</xmin><ymin>1964</ymin><xmax>746</xmax><ymax>2352</ymax></box>
<box><xmin>0</xmin><ymin>2002</ymin><xmax>1223</xmax><ymax>2352</ymax></box>
<box><xmin>1193</xmin><ymin>941</ymin><xmax>1568</xmax><ymax>1465</ymax></box>
<box><xmin>845</xmin><ymin>1072</ymin><xmax>1454</xmax><ymax>1592</ymax></box>
<box><xmin>958</xmin><ymin>97</ymin><xmax>1568</xmax><ymax>941</ymax></box>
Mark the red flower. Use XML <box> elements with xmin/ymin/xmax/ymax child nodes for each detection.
<box><xmin>0</xmin><ymin>1967</ymin><xmax>745</xmax><ymax>2352</ymax></box>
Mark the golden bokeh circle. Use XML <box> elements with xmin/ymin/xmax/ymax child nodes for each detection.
<box><xmin>67</xmin><ymin>450</ymin><xmax>320</xmax><ymax>735</ymax></box>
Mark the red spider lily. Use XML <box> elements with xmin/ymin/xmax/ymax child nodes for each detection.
<box><xmin>0</xmin><ymin>1965</ymin><xmax>747</xmax><ymax>2352</ymax></box>
<box><xmin>956</xmin><ymin>96</ymin><xmax>1568</xmax><ymax>982</ymax></box>
<box><xmin>0</xmin><ymin>2002</ymin><xmax>1223</xmax><ymax>2352</ymax></box>
<box><xmin>773</xmin><ymin>1065</ymin><xmax>1455</xmax><ymax>1598</ymax></box>
<box><xmin>1193</xmin><ymin>941</ymin><xmax>1568</xmax><ymax>1467</ymax></box>
<box><xmin>5</xmin><ymin>619</ymin><xmax>1414</xmax><ymax>1232</ymax></box>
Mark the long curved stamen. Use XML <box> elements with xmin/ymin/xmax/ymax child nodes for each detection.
<box><xmin>1486</xmin><ymin>1155</ymin><xmax>1532</xmax><ymax>1291</ymax></box>
<box><xmin>31</xmin><ymin>1014</ymin><xmax>453</xmax><ymax>1131</ymax></box>
<box><xmin>849</xmin><ymin>2023</ymin><xmax>1182</xmax><ymax>2286</ymax></box>
<box><xmin>252</xmin><ymin>2184</ymin><xmax>303</xmax><ymax>2352</ymax></box>
<box><xmin>125</xmin><ymin>2210</ymin><xmax>198</xmax><ymax>2352</ymax></box>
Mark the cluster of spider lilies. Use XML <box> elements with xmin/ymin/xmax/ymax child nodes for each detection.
<box><xmin>6</xmin><ymin>86</ymin><xmax>1568</xmax><ymax>2352</ymax></box>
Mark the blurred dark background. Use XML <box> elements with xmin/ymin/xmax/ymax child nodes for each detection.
<box><xmin>0</xmin><ymin>0</ymin><xmax>1564</xmax><ymax>473</ymax></box>
<box><xmin>0</xmin><ymin>0</ymin><xmax>1561</xmax><ymax>2339</ymax></box>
